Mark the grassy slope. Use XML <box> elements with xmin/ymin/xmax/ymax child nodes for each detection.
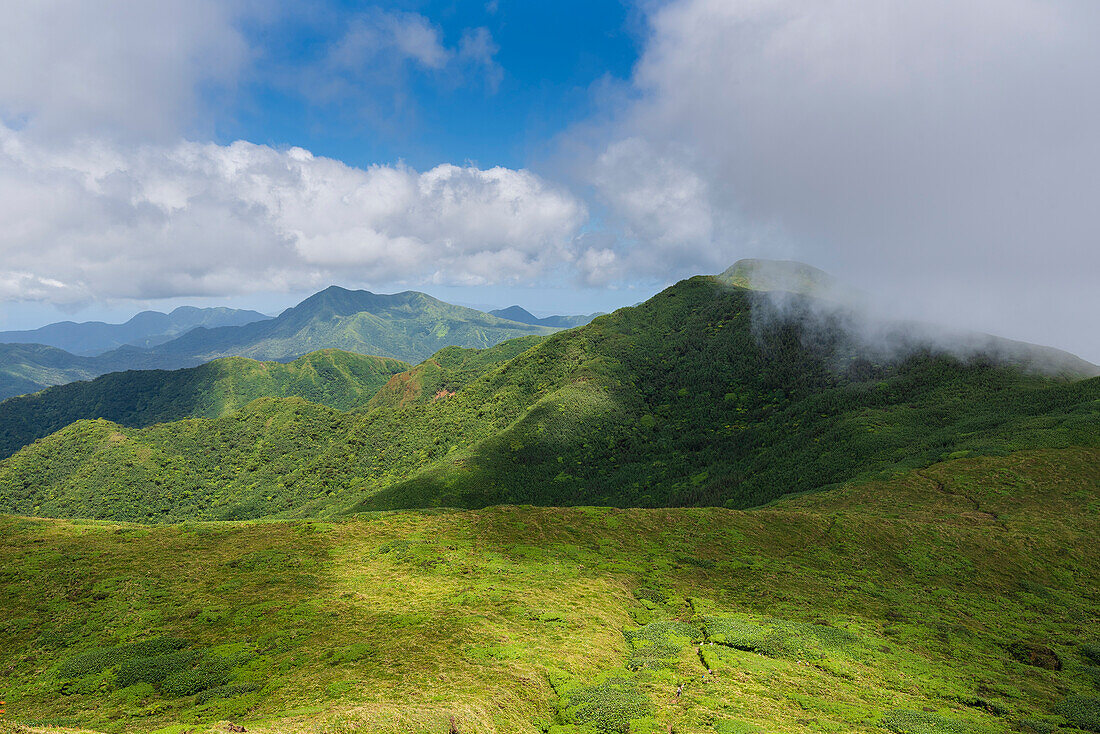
<box><xmin>0</xmin><ymin>277</ymin><xmax>1097</xmax><ymax>522</ymax></box>
<box><xmin>1</xmin><ymin>448</ymin><xmax>1098</xmax><ymax>733</ymax></box>
<box><xmin>0</xmin><ymin>350</ymin><xmax>410</xmax><ymax>460</ymax></box>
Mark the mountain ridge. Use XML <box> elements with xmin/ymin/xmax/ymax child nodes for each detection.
<box><xmin>1</xmin><ymin>271</ymin><xmax>1096</xmax><ymax>522</ymax></box>
<box><xmin>0</xmin><ymin>287</ymin><xmax>562</xmax><ymax>399</ymax></box>
<box><xmin>488</xmin><ymin>305</ymin><xmax>601</xmax><ymax>329</ymax></box>
<box><xmin>0</xmin><ymin>305</ymin><xmax>270</xmax><ymax>356</ymax></box>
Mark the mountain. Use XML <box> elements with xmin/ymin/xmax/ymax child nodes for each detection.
<box><xmin>0</xmin><ymin>287</ymin><xmax>558</xmax><ymax>400</ymax></box>
<box><xmin>1</xmin><ymin>268</ymin><xmax>1096</xmax><ymax>522</ymax></box>
<box><xmin>717</xmin><ymin>258</ymin><xmax>851</xmax><ymax>297</ymax></box>
<box><xmin>2</xmin><ymin>447</ymin><xmax>1098</xmax><ymax>733</ymax></box>
<box><xmin>105</xmin><ymin>286</ymin><xmax>559</xmax><ymax>367</ymax></box>
<box><xmin>0</xmin><ymin>343</ymin><xmax>108</xmax><ymax>402</ymax></box>
<box><xmin>0</xmin><ymin>349</ymin><xmax>409</xmax><ymax>459</ymax></box>
<box><xmin>0</xmin><ymin>306</ymin><xmax>269</xmax><ymax>356</ymax></box>
<box><xmin>489</xmin><ymin>305</ymin><xmax>602</xmax><ymax>328</ymax></box>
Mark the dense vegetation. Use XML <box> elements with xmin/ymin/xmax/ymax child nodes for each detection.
<box><xmin>1</xmin><ymin>448</ymin><xmax>1098</xmax><ymax>733</ymax></box>
<box><xmin>0</xmin><ymin>350</ymin><xmax>410</xmax><ymax>459</ymax></box>
<box><xmin>0</xmin><ymin>306</ymin><xmax>269</xmax><ymax>356</ymax></box>
<box><xmin>0</xmin><ymin>276</ymin><xmax>1096</xmax><ymax>522</ymax></box>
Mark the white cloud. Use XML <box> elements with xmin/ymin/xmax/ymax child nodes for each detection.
<box><xmin>0</xmin><ymin>0</ymin><xmax>249</xmax><ymax>141</ymax></box>
<box><xmin>316</xmin><ymin>10</ymin><xmax>502</xmax><ymax>106</ymax></box>
<box><xmin>329</xmin><ymin>11</ymin><xmax>451</xmax><ymax>71</ymax></box>
<box><xmin>0</xmin><ymin>127</ymin><xmax>586</xmax><ymax>302</ymax></box>
<box><xmin>587</xmin><ymin>0</ymin><xmax>1100</xmax><ymax>357</ymax></box>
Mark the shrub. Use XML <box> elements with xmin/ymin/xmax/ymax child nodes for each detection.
<box><xmin>702</xmin><ymin>615</ymin><xmax>858</xmax><ymax>661</ymax></box>
<box><xmin>1006</xmin><ymin>641</ymin><xmax>1061</xmax><ymax>670</ymax></box>
<box><xmin>196</xmin><ymin>683</ymin><xmax>260</xmax><ymax>705</ymax></box>
<box><xmin>879</xmin><ymin>709</ymin><xmax>970</xmax><ymax>734</ymax></box>
<box><xmin>1057</xmin><ymin>695</ymin><xmax>1100</xmax><ymax>732</ymax></box>
<box><xmin>623</xmin><ymin>620</ymin><xmax>700</xmax><ymax>670</ymax></box>
<box><xmin>114</xmin><ymin>650</ymin><xmax>201</xmax><ymax>689</ymax></box>
<box><xmin>559</xmin><ymin>677</ymin><xmax>652</xmax><ymax>734</ymax></box>
<box><xmin>57</xmin><ymin>637</ymin><xmax>189</xmax><ymax>679</ymax></box>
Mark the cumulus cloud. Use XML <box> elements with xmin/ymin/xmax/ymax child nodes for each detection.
<box><xmin>0</xmin><ymin>0</ymin><xmax>248</xmax><ymax>141</ymax></box>
<box><xmin>0</xmin><ymin>127</ymin><xmax>586</xmax><ymax>302</ymax></box>
<box><xmin>589</xmin><ymin>0</ymin><xmax>1100</xmax><ymax>358</ymax></box>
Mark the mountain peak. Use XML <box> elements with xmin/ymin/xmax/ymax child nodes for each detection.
<box><xmin>717</xmin><ymin>259</ymin><xmax>856</xmax><ymax>302</ymax></box>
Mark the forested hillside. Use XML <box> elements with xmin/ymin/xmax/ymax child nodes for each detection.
<box><xmin>0</xmin><ymin>275</ymin><xmax>1095</xmax><ymax>522</ymax></box>
<box><xmin>0</xmin><ymin>350</ymin><xmax>409</xmax><ymax>459</ymax></box>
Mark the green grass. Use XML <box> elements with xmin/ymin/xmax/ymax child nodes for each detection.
<box><xmin>0</xmin><ymin>447</ymin><xmax>1097</xmax><ymax>733</ymax></box>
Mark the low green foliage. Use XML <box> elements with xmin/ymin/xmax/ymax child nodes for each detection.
<box><xmin>879</xmin><ymin>709</ymin><xmax>971</xmax><ymax>734</ymax></box>
<box><xmin>1057</xmin><ymin>695</ymin><xmax>1100</xmax><ymax>732</ymax></box>
<box><xmin>555</xmin><ymin>676</ymin><xmax>652</xmax><ymax>733</ymax></box>
<box><xmin>0</xmin><ymin>448</ymin><xmax>1097</xmax><ymax>733</ymax></box>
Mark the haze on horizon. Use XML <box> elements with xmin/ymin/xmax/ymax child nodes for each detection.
<box><xmin>0</xmin><ymin>0</ymin><xmax>1097</xmax><ymax>362</ymax></box>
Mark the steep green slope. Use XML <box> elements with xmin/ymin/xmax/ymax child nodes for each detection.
<box><xmin>129</xmin><ymin>286</ymin><xmax>556</xmax><ymax>366</ymax></box>
<box><xmin>1</xmin><ymin>448</ymin><xmax>1098</xmax><ymax>733</ymax></box>
<box><xmin>0</xmin><ymin>306</ymin><xmax>269</xmax><ymax>356</ymax></box>
<box><xmin>0</xmin><ymin>350</ymin><xmax>409</xmax><ymax>459</ymax></box>
<box><xmin>1</xmin><ymin>275</ymin><xmax>1096</xmax><ymax>522</ymax></box>
<box><xmin>365</xmin><ymin>335</ymin><xmax>547</xmax><ymax>411</ymax></box>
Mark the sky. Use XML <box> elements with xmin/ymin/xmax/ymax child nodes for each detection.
<box><xmin>0</xmin><ymin>0</ymin><xmax>1097</xmax><ymax>361</ymax></box>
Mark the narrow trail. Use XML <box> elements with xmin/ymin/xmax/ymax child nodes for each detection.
<box><xmin>916</xmin><ymin>470</ymin><xmax>1008</xmax><ymax>531</ymax></box>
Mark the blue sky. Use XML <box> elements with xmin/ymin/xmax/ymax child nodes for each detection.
<box><xmin>0</xmin><ymin>0</ymin><xmax>1097</xmax><ymax>361</ymax></box>
<box><xmin>224</xmin><ymin>0</ymin><xmax>640</xmax><ymax>171</ymax></box>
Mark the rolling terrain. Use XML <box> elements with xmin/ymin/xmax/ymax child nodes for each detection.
<box><xmin>0</xmin><ymin>350</ymin><xmax>410</xmax><ymax>460</ymax></box>
<box><xmin>0</xmin><ymin>448</ymin><xmax>1097</xmax><ymax>733</ymax></box>
<box><xmin>0</xmin><ymin>269</ymin><xmax>1095</xmax><ymax>522</ymax></box>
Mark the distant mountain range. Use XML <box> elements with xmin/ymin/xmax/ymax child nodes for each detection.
<box><xmin>488</xmin><ymin>305</ymin><xmax>601</xmax><ymax>329</ymax></box>
<box><xmin>0</xmin><ymin>288</ymin><xmax>566</xmax><ymax>400</ymax></box>
<box><xmin>0</xmin><ymin>306</ymin><xmax>269</xmax><ymax>356</ymax></box>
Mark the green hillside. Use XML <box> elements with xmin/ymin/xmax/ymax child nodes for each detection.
<box><xmin>0</xmin><ymin>275</ymin><xmax>1096</xmax><ymax>522</ymax></box>
<box><xmin>0</xmin><ymin>343</ymin><xmax>107</xmax><ymax>402</ymax></box>
<box><xmin>0</xmin><ymin>350</ymin><xmax>410</xmax><ymax>460</ymax></box>
<box><xmin>1</xmin><ymin>448</ymin><xmax>1098</xmax><ymax>733</ymax></box>
<box><xmin>132</xmin><ymin>286</ymin><xmax>557</xmax><ymax>366</ymax></box>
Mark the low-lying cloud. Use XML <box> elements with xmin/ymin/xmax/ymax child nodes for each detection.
<box><xmin>586</xmin><ymin>0</ymin><xmax>1100</xmax><ymax>359</ymax></box>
